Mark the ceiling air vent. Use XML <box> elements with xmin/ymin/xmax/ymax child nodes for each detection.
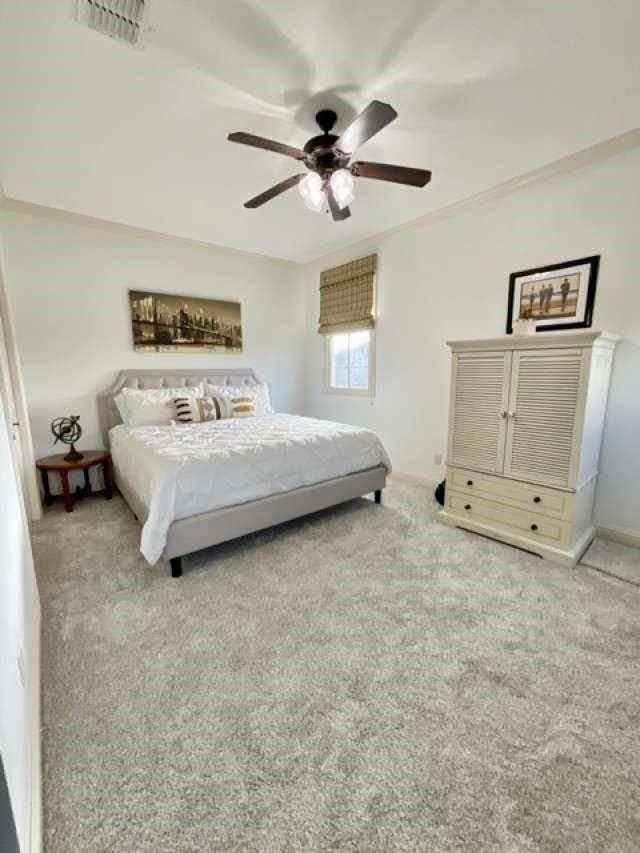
<box><xmin>79</xmin><ymin>1</ymin><xmax>146</xmax><ymax>45</ymax></box>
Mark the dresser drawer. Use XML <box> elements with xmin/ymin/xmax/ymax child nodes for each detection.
<box><xmin>447</xmin><ymin>466</ymin><xmax>574</xmax><ymax>520</ymax></box>
<box><xmin>447</xmin><ymin>490</ymin><xmax>570</xmax><ymax>548</ymax></box>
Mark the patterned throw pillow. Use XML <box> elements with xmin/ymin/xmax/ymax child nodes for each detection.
<box><xmin>174</xmin><ymin>396</ymin><xmax>232</xmax><ymax>423</ymax></box>
<box><xmin>230</xmin><ymin>396</ymin><xmax>255</xmax><ymax>418</ymax></box>
<box><xmin>204</xmin><ymin>383</ymin><xmax>273</xmax><ymax>415</ymax></box>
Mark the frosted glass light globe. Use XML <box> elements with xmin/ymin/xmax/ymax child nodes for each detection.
<box><xmin>330</xmin><ymin>169</ymin><xmax>354</xmax><ymax>209</ymax></box>
<box><xmin>299</xmin><ymin>172</ymin><xmax>325</xmax><ymax>212</ymax></box>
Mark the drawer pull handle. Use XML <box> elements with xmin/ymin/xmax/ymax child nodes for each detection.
<box><xmin>467</xmin><ymin>480</ymin><xmax>473</xmax><ymax>486</ymax></box>
<box><xmin>464</xmin><ymin>504</ymin><xmax>471</xmax><ymax>511</ymax></box>
<box><xmin>530</xmin><ymin>523</ymin><xmax>538</xmax><ymax>532</ymax></box>
<box><xmin>533</xmin><ymin>496</ymin><xmax>541</xmax><ymax>504</ymax></box>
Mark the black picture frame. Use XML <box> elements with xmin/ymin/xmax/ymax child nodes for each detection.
<box><xmin>506</xmin><ymin>255</ymin><xmax>600</xmax><ymax>334</ymax></box>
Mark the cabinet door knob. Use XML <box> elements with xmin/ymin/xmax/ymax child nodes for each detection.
<box><xmin>467</xmin><ymin>479</ymin><xmax>473</xmax><ymax>486</ymax></box>
<box><xmin>530</xmin><ymin>523</ymin><xmax>538</xmax><ymax>532</ymax></box>
<box><xmin>464</xmin><ymin>504</ymin><xmax>471</xmax><ymax>510</ymax></box>
<box><xmin>533</xmin><ymin>496</ymin><xmax>541</xmax><ymax>503</ymax></box>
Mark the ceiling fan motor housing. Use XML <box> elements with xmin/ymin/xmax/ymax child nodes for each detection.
<box><xmin>304</xmin><ymin>110</ymin><xmax>350</xmax><ymax>177</ymax></box>
<box><xmin>303</xmin><ymin>134</ymin><xmax>349</xmax><ymax>177</ymax></box>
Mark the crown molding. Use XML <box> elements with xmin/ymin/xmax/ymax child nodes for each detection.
<box><xmin>0</xmin><ymin>195</ymin><xmax>303</xmax><ymax>269</ymax></box>
<box><xmin>1</xmin><ymin>129</ymin><xmax>638</xmax><ymax>270</ymax></box>
<box><xmin>305</xmin><ymin>129</ymin><xmax>640</xmax><ymax>267</ymax></box>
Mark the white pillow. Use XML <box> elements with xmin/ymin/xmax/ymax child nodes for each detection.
<box><xmin>118</xmin><ymin>385</ymin><xmax>203</xmax><ymax>426</ymax></box>
<box><xmin>204</xmin><ymin>383</ymin><xmax>274</xmax><ymax>415</ymax></box>
<box><xmin>126</xmin><ymin>398</ymin><xmax>180</xmax><ymax>427</ymax></box>
<box><xmin>114</xmin><ymin>392</ymin><xmax>130</xmax><ymax>423</ymax></box>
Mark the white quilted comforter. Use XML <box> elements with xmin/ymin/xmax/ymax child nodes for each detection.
<box><xmin>109</xmin><ymin>414</ymin><xmax>391</xmax><ymax>564</ymax></box>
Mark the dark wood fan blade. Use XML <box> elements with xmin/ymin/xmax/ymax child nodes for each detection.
<box><xmin>228</xmin><ymin>132</ymin><xmax>306</xmax><ymax>161</ymax></box>
<box><xmin>351</xmin><ymin>161</ymin><xmax>432</xmax><ymax>187</ymax></box>
<box><xmin>244</xmin><ymin>174</ymin><xmax>306</xmax><ymax>208</ymax></box>
<box><xmin>328</xmin><ymin>190</ymin><xmax>351</xmax><ymax>221</ymax></box>
<box><xmin>336</xmin><ymin>100</ymin><xmax>398</xmax><ymax>154</ymax></box>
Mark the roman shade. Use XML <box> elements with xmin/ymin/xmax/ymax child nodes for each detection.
<box><xmin>318</xmin><ymin>254</ymin><xmax>376</xmax><ymax>335</ymax></box>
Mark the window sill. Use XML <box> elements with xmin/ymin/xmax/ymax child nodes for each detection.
<box><xmin>324</xmin><ymin>387</ymin><xmax>374</xmax><ymax>398</ymax></box>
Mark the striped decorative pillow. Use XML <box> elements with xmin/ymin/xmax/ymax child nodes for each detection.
<box><xmin>230</xmin><ymin>396</ymin><xmax>255</xmax><ymax>418</ymax></box>
<box><xmin>174</xmin><ymin>396</ymin><xmax>232</xmax><ymax>423</ymax></box>
<box><xmin>204</xmin><ymin>383</ymin><xmax>273</xmax><ymax>415</ymax></box>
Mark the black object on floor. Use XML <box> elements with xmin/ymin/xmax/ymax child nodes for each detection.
<box><xmin>0</xmin><ymin>752</ymin><xmax>20</xmax><ymax>853</ymax></box>
<box><xmin>435</xmin><ymin>479</ymin><xmax>446</xmax><ymax>506</ymax></box>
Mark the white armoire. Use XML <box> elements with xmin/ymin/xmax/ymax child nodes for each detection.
<box><xmin>439</xmin><ymin>331</ymin><xmax>618</xmax><ymax>566</ymax></box>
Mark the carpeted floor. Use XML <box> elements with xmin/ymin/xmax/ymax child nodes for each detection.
<box><xmin>582</xmin><ymin>537</ymin><xmax>640</xmax><ymax>587</ymax></box>
<box><xmin>32</xmin><ymin>481</ymin><xmax>640</xmax><ymax>852</ymax></box>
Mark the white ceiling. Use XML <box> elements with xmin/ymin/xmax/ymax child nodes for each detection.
<box><xmin>1</xmin><ymin>0</ymin><xmax>639</xmax><ymax>262</ymax></box>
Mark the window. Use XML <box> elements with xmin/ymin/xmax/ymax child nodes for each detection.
<box><xmin>327</xmin><ymin>330</ymin><xmax>373</xmax><ymax>394</ymax></box>
<box><xmin>318</xmin><ymin>254</ymin><xmax>376</xmax><ymax>395</ymax></box>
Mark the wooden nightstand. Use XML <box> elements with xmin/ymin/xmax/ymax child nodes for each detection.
<box><xmin>36</xmin><ymin>450</ymin><xmax>113</xmax><ymax>513</ymax></box>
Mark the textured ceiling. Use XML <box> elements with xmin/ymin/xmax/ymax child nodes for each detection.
<box><xmin>1</xmin><ymin>0</ymin><xmax>639</xmax><ymax>262</ymax></box>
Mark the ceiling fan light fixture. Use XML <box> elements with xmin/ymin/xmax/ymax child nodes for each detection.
<box><xmin>299</xmin><ymin>172</ymin><xmax>325</xmax><ymax>212</ymax></box>
<box><xmin>330</xmin><ymin>169</ymin><xmax>354</xmax><ymax>209</ymax></box>
<box><xmin>229</xmin><ymin>101</ymin><xmax>431</xmax><ymax>219</ymax></box>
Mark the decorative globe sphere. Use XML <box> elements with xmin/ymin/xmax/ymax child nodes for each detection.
<box><xmin>51</xmin><ymin>415</ymin><xmax>84</xmax><ymax>461</ymax></box>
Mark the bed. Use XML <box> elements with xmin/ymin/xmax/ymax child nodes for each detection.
<box><xmin>97</xmin><ymin>369</ymin><xmax>390</xmax><ymax>577</ymax></box>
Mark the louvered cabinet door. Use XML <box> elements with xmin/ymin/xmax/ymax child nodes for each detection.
<box><xmin>503</xmin><ymin>348</ymin><xmax>586</xmax><ymax>488</ymax></box>
<box><xmin>447</xmin><ymin>351</ymin><xmax>511</xmax><ymax>473</ymax></box>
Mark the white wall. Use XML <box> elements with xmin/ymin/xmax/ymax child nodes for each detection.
<box><xmin>302</xmin><ymin>144</ymin><xmax>640</xmax><ymax>536</ymax></box>
<box><xmin>1</xmin><ymin>144</ymin><xmax>639</xmax><ymax>537</ymax></box>
<box><xmin>0</xmin><ymin>210</ymin><xmax>305</xmax><ymax>470</ymax></box>
<box><xmin>0</xmin><ymin>266</ymin><xmax>41</xmax><ymax>852</ymax></box>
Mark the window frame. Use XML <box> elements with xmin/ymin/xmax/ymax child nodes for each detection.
<box><xmin>324</xmin><ymin>329</ymin><xmax>375</xmax><ymax>397</ymax></box>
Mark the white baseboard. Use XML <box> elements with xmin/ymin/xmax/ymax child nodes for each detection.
<box><xmin>594</xmin><ymin>525</ymin><xmax>640</xmax><ymax>550</ymax></box>
<box><xmin>389</xmin><ymin>470</ymin><xmax>439</xmax><ymax>489</ymax></box>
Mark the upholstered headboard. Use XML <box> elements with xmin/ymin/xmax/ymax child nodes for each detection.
<box><xmin>97</xmin><ymin>368</ymin><xmax>262</xmax><ymax>445</ymax></box>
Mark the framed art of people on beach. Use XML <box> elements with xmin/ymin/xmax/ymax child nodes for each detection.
<box><xmin>506</xmin><ymin>255</ymin><xmax>599</xmax><ymax>334</ymax></box>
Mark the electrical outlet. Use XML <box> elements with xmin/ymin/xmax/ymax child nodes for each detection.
<box><xmin>16</xmin><ymin>646</ymin><xmax>25</xmax><ymax>688</ymax></box>
<box><xmin>433</xmin><ymin>453</ymin><xmax>443</xmax><ymax>466</ymax></box>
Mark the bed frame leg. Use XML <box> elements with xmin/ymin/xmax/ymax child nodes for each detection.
<box><xmin>170</xmin><ymin>557</ymin><xmax>182</xmax><ymax>578</ymax></box>
<box><xmin>374</xmin><ymin>489</ymin><xmax>382</xmax><ymax>504</ymax></box>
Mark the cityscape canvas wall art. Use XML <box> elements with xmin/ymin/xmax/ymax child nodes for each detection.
<box><xmin>506</xmin><ymin>255</ymin><xmax>599</xmax><ymax>334</ymax></box>
<box><xmin>129</xmin><ymin>290</ymin><xmax>243</xmax><ymax>353</ymax></box>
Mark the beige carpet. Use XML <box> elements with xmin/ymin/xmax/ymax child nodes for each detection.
<box><xmin>32</xmin><ymin>481</ymin><xmax>640</xmax><ymax>852</ymax></box>
<box><xmin>582</xmin><ymin>537</ymin><xmax>640</xmax><ymax>586</ymax></box>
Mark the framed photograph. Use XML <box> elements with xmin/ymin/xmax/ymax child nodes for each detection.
<box><xmin>506</xmin><ymin>255</ymin><xmax>599</xmax><ymax>334</ymax></box>
<box><xmin>129</xmin><ymin>290</ymin><xmax>242</xmax><ymax>353</ymax></box>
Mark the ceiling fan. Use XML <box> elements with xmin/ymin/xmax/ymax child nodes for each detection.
<box><xmin>227</xmin><ymin>100</ymin><xmax>432</xmax><ymax>221</ymax></box>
